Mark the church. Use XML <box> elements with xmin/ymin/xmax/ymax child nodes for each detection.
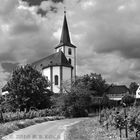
<box><xmin>32</xmin><ymin>11</ymin><xmax>77</xmax><ymax>93</ymax></box>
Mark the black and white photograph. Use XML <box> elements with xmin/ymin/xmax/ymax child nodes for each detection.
<box><xmin>0</xmin><ymin>0</ymin><xmax>140</xmax><ymax>140</ymax></box>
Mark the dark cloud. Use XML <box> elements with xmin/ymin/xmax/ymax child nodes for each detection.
<box><xmin>22</xmin><ymin>0</ymin><xmax>63</xmax><ymax>6</ymax></box>
<box><xmin>2</xmin><ymin>62</ymin><xmax>18</xmax><ymax>73</ymax></box>
<box><xmin>37</xmin><ymin>6</ymin><xmax>57</xmax><ymax>17</ymax></box>
<box><xmin>0</xmin><ymin>0</ymin><xmax>140</xmax><ymax>86</ymax></box>
<box><xmin>10</xmin><ymin>22</ymin><xmax>40</xmax><ymax>35</ymax></box>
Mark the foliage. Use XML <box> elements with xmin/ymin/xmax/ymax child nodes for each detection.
<box><xmin>100</xmin><ymin>106</ymin><xmax>140</xmax><ymax>139</ymax></box>
<box><xmin>0</xmin><ymin>109</ymin><xmax>62</xmax><ymax>123</ymax></box>
<box><xmin>127</xmin><ymin>107</ymin><xmax>140</xmax><ymax>138</ymax></box>
<box><xmin>53</xmin><ymin>73</ymin><xmax>109</xmax><ymax>118</ymax></box>
<box><xmin>3</xmin><ymin>64</ymin><xmax>52</xmax><ymax>112</ymax></box>
<box><xmin>114</xmin><ymin>112</ymin><xmax>125</xmax><ymax>129</ymax></box>
<box><xmin>129</xmin><ymin>82</ymin><xmax>139</xmax><ymax>95</ymax></box>
<box><xmin>121</xmin><ymin>94</ymin><xmax>135</xmax><ymax>106</ymax></box>
<box><xmin>101</xmin><ymin>94</ymin><xmax>110</xmax><ymax>106</ymax></box>
<box><xmin>54</xmin><ymin>78</ymin><xmax>92</xmax><ymax>117</ymax></box>
<box><xmin>81</xmin><ymin>73</ymin><xmax>109</xmax><ymax>96</ymax></box>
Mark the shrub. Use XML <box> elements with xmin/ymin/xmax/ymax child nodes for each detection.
<box><xmin>121</xmin><ymin>94</ymin><xmax>135</xmax><ymax>106</ymax></box>
<box><xmin>1</xmin><ymin>108</ymin><xmax>61</xmax><ymax>123</ymax></box>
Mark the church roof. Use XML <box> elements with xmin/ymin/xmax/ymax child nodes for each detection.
<box><xmin>32</xmin><ymin>51</ymin><xmax>73</xmax><ymax>70</ymax></box>
<box><xmin>55</xmin><ymin>12</ymin><xmax>76</xmax><ymax>49</ymax></box>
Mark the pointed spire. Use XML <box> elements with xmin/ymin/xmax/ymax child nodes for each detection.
<box><xmin>55</xmin><ymin>8</ymin><xmax>76</xmax><ymax>49</ymax></box>
<box><xmin>60</xmin><ymin>8</ymin><xmax>71</xmax><ymax>44</ymax></box>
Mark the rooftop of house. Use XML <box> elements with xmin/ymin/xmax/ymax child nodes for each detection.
<box><xmin>106</xmin><ymin>85</ymin><xmax>130</xmax><ymax>95</ymax></box>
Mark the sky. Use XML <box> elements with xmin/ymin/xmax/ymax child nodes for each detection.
<box><xmin>0</xmin><ymin>0</ymin><xmax>140</xmax><ymax>87</ymax></box>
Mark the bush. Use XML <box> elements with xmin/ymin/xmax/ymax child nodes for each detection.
<box><xmin>121</xmin><ymin>94</ymin><xmax>135</xmax><ymax>106</ymax></box>
<box><xmin>128</xmin><ymin>136</ymin><xmax>140</xmax><ymax>140</ymax></box>
<box><xmin>100</xmin><ymin>106</ymin><xmax>140</xmax><ymax>139</ymax></box>
<box><xmin>1</xmin><ymin>108</ymin><xmax>61</xmax><ymax>123</ymax></box>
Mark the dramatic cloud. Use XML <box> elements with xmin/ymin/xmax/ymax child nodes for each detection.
<box><xmin>0</xmin><ymin>0</ymin><xmax>140</xmax><ymax>87</ymax></box>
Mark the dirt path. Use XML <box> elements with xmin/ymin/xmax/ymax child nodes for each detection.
<box><xmin>2</xmin><ymin>118</ymin><xmax>88</xmax><ymax>140</ymax></box>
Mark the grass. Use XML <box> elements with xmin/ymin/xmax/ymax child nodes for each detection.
<box><xmin>65</xmin><ymin>117</ymin><xmax>129</xmax><ymax>140</ymax></box>
<box><xmin>0</xmin><ymin>116</ymin><xmax>64</xmax><ymax>139</ymax></box>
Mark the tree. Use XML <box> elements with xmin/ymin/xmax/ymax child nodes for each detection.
<box><xmin>121</xmin><ymin>94</ymin><xmax>135</xmax><ymax>106</ymax></box>
<box><xmin>129</xmin><ymin>82</ymin><xmax>139</xmax><ymax>95</ymax></box>
<box><xmin>55</xmin><ymin>78</ymin><xmax>92</xmax><ymax>117</ymax></box>
<box><xmin>4</xmin><ymin>64</ymin><xmax>52</xmax><ymax>112</ymax></box>
<box><xmin>101</xmin><ymin>94</ymin><xmax>110</xmax><ymax>107</ymax></box>
<box><xmin>53</xmin><ymin>73</ymin><xmax>109</xmax><ymax>117</ymax></box>
<box><xmin>82</xmin><ymin>73</ymin><xmax>109</xmax><ymax>96</ymax></box>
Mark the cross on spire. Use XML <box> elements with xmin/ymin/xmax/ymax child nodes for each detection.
<box><xmin>64</xmin><ymin>6</ymin><xmax>66</xmax><ymax>15</ymax></box>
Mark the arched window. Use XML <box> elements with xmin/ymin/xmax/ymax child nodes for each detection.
<box><xmin>54</xmin><ymin>75</ymin><xmax>58</xmax><ymax>85</ymax></box>
<box><xmin>69</xmin><ymin>58</ymin><xmax>71</xmax><ymax>64</ymax></box>
<box><xmin>68</xmin><ymin>48</ymin><xmax>72</xmax><ymax>55</ymax></box>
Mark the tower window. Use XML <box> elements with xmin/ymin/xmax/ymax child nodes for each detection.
<box><xmin>54</xmin><ymin>75</ymin><xmax>58</xmax><ymax>85</ymax></box>
<box><xmin>68</xmin><ymin>48</ymin><xmax>72</xmax><ymax>55</ymax></box>
<box><xmin>69</xmin><ymin>58</ymin><xmax>71</xmax><ymax>64</ymax></box>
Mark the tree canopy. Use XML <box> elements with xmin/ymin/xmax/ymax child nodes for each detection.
<box><xmin>53</xmin><ymin>73</ymin><xmax>109</xmax><ymax>117</ymax></box>
<box><xmin>129</xmin><ymin>82</ymin><xmax>139</xmax><ymax>95</ymax></box>
<box><xmin>3</xmin><ymin>64</ymin><xmax>52</xmax><ymax>112</ymax></box>
<box><xmin>81</xmin><ymin>73</ymin><xmax>109</xmax><ymax>96</ymax></box>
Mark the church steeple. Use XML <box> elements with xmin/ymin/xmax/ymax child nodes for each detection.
<box><xmin>55</xmin><ymin>10</ymin><xmax>76</xmax><ymax>49</ymax></box>
<box><xmin>60</xmin><ymin>10</ymin><xmax>71</xmax><ymax>44</ymax></box>
<box><xmin>55</xmin><ymin>9</ymin><xmax>77</xmax><ymax>81</ymax></box>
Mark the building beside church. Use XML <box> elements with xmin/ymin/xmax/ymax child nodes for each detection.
<box><xmin>32</xmin><ymin>11</ymin><xmax>77</xmax><ymax>93</ymax></box>
<box><xmin>106</xmin><ymin>85</ymin><xmax>130</xmax><ymax>101</ymax></box>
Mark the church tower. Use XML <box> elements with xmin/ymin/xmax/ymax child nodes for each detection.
<box><xmin>55</xmin><ymin>10</ymin><xmax>77</xmax><ymax>80</ymax></box>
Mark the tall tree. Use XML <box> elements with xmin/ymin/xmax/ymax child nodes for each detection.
<box><xmin>54</xmin><ymin>73</ymin><xmax>109</xmax><ymax>117</ymax></box>
<box><xmin>55</xmin><ymin>77</ymin><xmax>92</xmax><ymax>117</ymax></box>
<box><xmin>82</xmin><ymin>73</ymin><xmax>109</xmax><ymax>96</ymax></box>
<box><xmin>4</xmin><ymin>64</ymin><xmax>52</xmax><ymax>111</ymax></box>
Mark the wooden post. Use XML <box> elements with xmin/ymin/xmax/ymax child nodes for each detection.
<box><xmin>119</xmin><ymin>128</ymin><xmax>122</xmax><ymax>139</ymax></box>
<box><xmin>123</xmin><ymin>103</ymin><xmax>128</xmax><ymax>138</ymax></box>
<box><xmin>0</xmin><ymin>107</ymin><xmax>4</xmax><ymax>123</ymax></box>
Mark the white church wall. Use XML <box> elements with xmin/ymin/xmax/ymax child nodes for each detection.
<box><xmin>63</xmin><ymin>67</ymin><xmax>71</xmax><ymax>81</ymax></box>
<box><xmin>42</xmin><ymin>66</ymin><xmax>72</xmax><ymax>93</ymax></box>
<box><xmin>42</xmin><ymin>67</ymin><xmax>51</xmax><ymax>80</ymax></box>
<box><xmin>56</xmin><ymin>47</ymin><xmax>64</xmax><ymax>52</ymax></box>
<box><xmin>52</xmin><ymin>66</ymin><xmax>60</xmax><ymax>93</ymax></box>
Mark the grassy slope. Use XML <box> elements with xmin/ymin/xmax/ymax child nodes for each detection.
<box><xmin>65</xmin><ymin>117</ymin><xmax>128</xmax><ymax>140</ymax></box>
